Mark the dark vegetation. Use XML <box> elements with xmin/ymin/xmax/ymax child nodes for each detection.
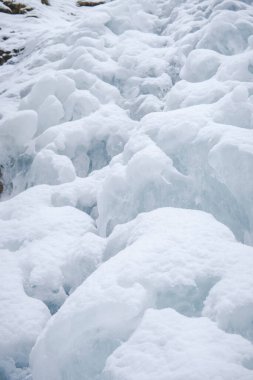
<box><xmin>0</xmin><ymin>47</ymin><xmax>24</xmax><ymax>65</ymax></box>
<box><xmin>76</xmin><ymin>1</ymin><xmax>105</xmax><ymax>6</ymax></box>
<box><xmin>0</xmin><ymin>0</ymin><xmax>49</xmax><ymax>14</ymax></box>
<box><xmin>0</xmin><ymin>0</ymin><xmax>49</xmax><ymax>67</ymax></box>
<box><xmin>0</xmin><ymin>1</ymin><xmax>33</xmax><ymax>14</ymax></box>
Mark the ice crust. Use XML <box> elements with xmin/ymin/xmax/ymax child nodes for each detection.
<box><xmin>0</xmin><ymin>0</ymin><xmax>253</xmax><ymax>379</ymax></box>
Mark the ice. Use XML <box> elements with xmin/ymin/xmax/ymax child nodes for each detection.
<box><xmin>37</xmin><ymin>95</ymin><xmax>64</xmax><ymax>132</ymax></box>
<box><xmin>1</xmin><ymin>0</ymin><xmax>253</xmax><ymax>378</ymax></box>
<box><xmin>28</xmin><ymin>149</ymin><xmax>76</xmax><ymax>185</ymax></box>
<box><xmin>55</xmin><ymin>74</ymin><xmax>76</xmax><ymax>103</ymax></box>
<box><xmin>64</xmin><ymin>89</ymin><xmax>100</xmax><ymax>121</ymax></box>
<box><xmin>0</xmin><ymin>110</ymin><xmax>37</xmax><ymax>146</ymax></box>
<box><xmin>20</xmin><ymin>75</ymin><xmax>57</xmax><ymax>111</ymax></box>
<box><xmin>140</xmin><ymin>101</ymin><xmax>253</xmax><ymax>242</ymax></box>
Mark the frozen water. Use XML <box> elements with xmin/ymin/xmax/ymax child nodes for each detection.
<box><xmin>0</xmin><ymin>0</ymin><xmax>253</xmax><ymax>379</ymax></box>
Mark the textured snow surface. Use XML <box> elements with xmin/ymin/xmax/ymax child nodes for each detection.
<box><xmin>0</xmin><ymin>0</ymin><xmax>253</xmax><ymax>379</ymax></box>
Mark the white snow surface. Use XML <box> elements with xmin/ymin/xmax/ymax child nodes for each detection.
<box><xmin>0</xmin><ymin>0</ymin><xmax>253</xmax><ymax>379</ymax></box>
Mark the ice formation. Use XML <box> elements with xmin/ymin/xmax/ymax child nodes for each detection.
<box><xmin>0</xmin><ymin>0</ymin><xmax>253</xmax><ymax>379</ymax></box>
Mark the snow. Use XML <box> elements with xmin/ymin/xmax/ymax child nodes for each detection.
<box><xmin>0</xmin><ymin>0</ymin><xmax>253</xmax><ymax>379</ymax></box>
<box><xmin>30</xmin><ymin>208</ymin><xmax>253</xmax><ymax>380</ymax></box>
<box><xmin>0</xmin><ymin>250</ymin><xmax>50</xmax><ymax>379</ymax></box>
<box><xmin>103</xmin><ymin>309</ymin><xmax>253</xmax><ymax>380</ymax></box>
<box><xmin>0</xmin><ymin>186</ymin><xmax>104</xmax><ymax>313</ymax></box>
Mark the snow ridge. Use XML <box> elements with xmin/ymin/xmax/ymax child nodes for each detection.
<box><xmin>0</xmin><ymin>0</ymin><xmax>253</xmax><ymax>379</ymax></box>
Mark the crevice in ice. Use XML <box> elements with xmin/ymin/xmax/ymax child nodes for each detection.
<box><xmin>0</xmin><ymin>158</ymin><xmax>15</xmax><ymax>199</ymax></box>
<box><xmin>0</xmin><ymin>148</ymin><xmax>35</xmax><ymax>199</ymax></box>
<box><xmin>87</xmin><ymin>141</ymin><xmax>110</xmax><ymax>174</ymax></box>
<box><xmin>43</xmin><ymin>300</ymin><xmax>62</xmax><ymax>315</ymax></box>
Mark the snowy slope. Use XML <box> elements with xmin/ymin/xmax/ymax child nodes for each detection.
<box><xmin>0</xmin><ymin>0</ymin><xmax>253</xmax><ymax>379</ymax></box>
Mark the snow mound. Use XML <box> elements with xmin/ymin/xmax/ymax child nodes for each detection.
<box><xmin>104</xmin><ymin>308</ymin><xmax>253</xmax><ymax>380</ymax></box>
<box><xmin>31</xmin><ymin>208</ymin><xmax>253</xmax><ymax>380</ymax></box>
